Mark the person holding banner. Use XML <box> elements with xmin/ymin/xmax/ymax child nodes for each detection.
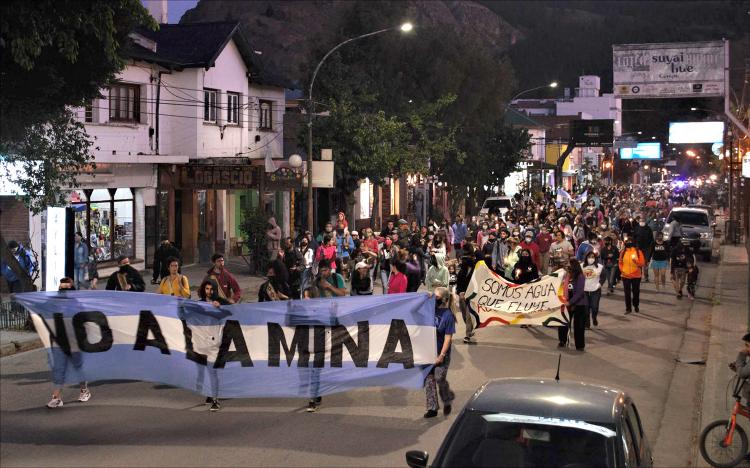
<box><xmin>456</xmin><ymin>245</ymin><xmax>476</xmax><ymax>344</ymax></box>
<box><xmin>47</xmin><ymin>277</ymin><xmax>91</xmax><ymax>408</ymax></box>
<box><xmin>195</xmin><ymin>279</ymin><xmax>227</xmax><ymax>411</ymax></box>
<box><xmin>304</xmin><ymin>260</ymin><xmax>347</xmax><ymax>299</ymax></box>
<box><xmin>511</xmin><ymin>248</ymin><xmax>539</xmax><ymax>284</ymax></box>
<box><xmin>558</xmin><ymin>259</ymin><xmax>587</xmax><ymax>351</ymax></box>
<box><xmin>157</xmin><ymin>257</ymin><xmax>191</xmax><ymax>298</ymax></box>
<box><xmin>424</xmin><ymin>287</ymin><xmax>456</xmax><ymax>418</ymax></box>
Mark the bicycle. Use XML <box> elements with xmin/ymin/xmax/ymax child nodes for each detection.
<box><xmin>699</xmin><ymin>376</ymin><xmax>749</xmax><ymax>467</ymax></box>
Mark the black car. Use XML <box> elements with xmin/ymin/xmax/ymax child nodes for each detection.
<box><xmin>406</xmin><ymin>378</ymin><xmax>653</xmax><ymax>468</ymax></box>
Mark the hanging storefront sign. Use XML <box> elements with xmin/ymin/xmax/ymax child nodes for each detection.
<box><xmin>613</xmin><ymin>41</ymin><xmax>725</xmax><ymax>99</ymax></box>
<box><xmin>177</xmin><ymin>164</ymin><xmax>260</xmax><ymax>190</ymax></box>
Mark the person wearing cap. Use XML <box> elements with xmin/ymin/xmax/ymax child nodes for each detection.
<box><xmin>396</xmin><ymin>219</ymin><xmax>411</xmax><ymax>249</ymax></box>
<box><xmin>350</xmin><ymin>260</ymin><xmax>373</xmax><ymax>295</ymax></box>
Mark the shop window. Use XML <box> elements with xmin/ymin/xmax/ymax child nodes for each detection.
<box><xmin>70</xmin><ymin>188</ymin><xmax>135</xmax><ymax>263</ymax></box>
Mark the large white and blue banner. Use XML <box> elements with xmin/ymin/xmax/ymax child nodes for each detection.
<box><xmin>14</xmin><ymin>292</ymin><xmax>437</xmax><ymax>398</ymax></box>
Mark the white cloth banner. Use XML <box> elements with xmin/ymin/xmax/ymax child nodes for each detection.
<box><xmin>465</xmin><ymin>261</ymin><xmax>567</xmax><ymax>327</ymax></box>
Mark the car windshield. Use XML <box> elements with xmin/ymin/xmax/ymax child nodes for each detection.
<box><xmin>667</xmin><ymin>211</ymin><xmax>709</xmax><ymax>226</ymax></box>
<box><xmin>483</xmin><ymin>199</ymin><xmax>512</xmax><ymax>209</ymax></box>
<box><xmin>436</xmin><ymin>411</ymin><xmax>614</xmax><ymax>468</ymax></box>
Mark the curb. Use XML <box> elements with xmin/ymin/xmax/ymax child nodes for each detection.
<box><xmin>0</xmin><ymin>338</ymin><xmax>43</xmax><ymax>358</ymax></box>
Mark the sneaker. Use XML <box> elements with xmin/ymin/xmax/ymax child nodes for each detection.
<box><xmin>593</xmin><ymin>318</ymin><xmax>599</xmax><ymax>326</ymax></box>
<box><xmin>306</xmin><ymin>401</ymin><xmax>318</xmax><ymax>413</ymax></box>
<box><xmin>443</xmin><ymin>404</ymin><xmax>452</xmax><ymax>416</ymax></box>
<box><xmin>625</xmin><ymin>309</ymin><xmax>632</xmax><ymax>315</ymax></box>
<box><xmin>209</xmin><ymin>399</ymin><xmax>221</xmax><ymax>412</ymax></box>
<box><xmin>78</xmin><ymin>388</ymin><xmax>91</xmax><ymax>402</ymax></box>
<box><xmin>634</xmin><ymin>307</ymin><xmax>639</xmax><ymax>313</ymax></box>
<box><xmin>46</xmin><ymin>397</ymin><xmax>63</xmax><ymax>408</ymax></box>
<box><xmin>558</xmin><ymin>342</ymin><xmax>566</xmax><ymax>348</ymax></box>
<box><xmin>463</xmin><ymin>336</ymin><xmax>471</xmax><ymax>344</ymax></box>
<box><xmin>423</xmin><ymin>410</ymin><xmax>438</xmax><ymax>418</ymax></box>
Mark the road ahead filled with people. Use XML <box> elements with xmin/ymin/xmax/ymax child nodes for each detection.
<box><xmin>0</xmin><ymin>182</ymin><xmax>735</xmax><ymax>468</ymax></box>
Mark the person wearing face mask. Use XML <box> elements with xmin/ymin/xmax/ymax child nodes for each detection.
<box><xmin>456</xmin><ymin>246</ymin><xmax>477</xmax><ymax>344</ymax></box>
<box><xmin>558</xmin><ymin>259</ymin><xmax>587</xmax><ymax>351</ymax></box>
<box><xmin>649</xmin><ymin>232</ymin><xmax>670</xmax><ymax>292</ymax></box>
<box><xmin>599</xmin><ymin>236</ymin><xmax>619</xmax><ymax>295</ymax></box>
<box><xmin>633</xmin><ymin>215</ymin><xmax>655</xmax><ymax>282</ymax></box>
<box><xmin>536</xmin><ymin>225</ymin><xmax>553</xmax><ymax>275</ymax></box>
<box><xmin>477</xmin><ymin>221</ymin><xmax>490</xmax><ymax>248</ymax></box>
<box><xmin>503</xmin><ymin>237</ymin><xmax>521</xmax><ymax>280</ymax></box>
<box><xmin>582</xmin><ymin>252</ymin><xmax>603</xmax><ymax>327</ymax></box>
<box><xmin>105</xmin><ymin>256</ymin><xmax>145</xmax><ymax>292</ymax></box>
<box><xmin>258</xmin><ymin>263</ymin><xmax>291</xmax><ymax>302</ymax></box>
<box><xmin>426</xmin><ymin>253</ymin><xmax>449</xmax><ymax>293</ymax></box>
<box><xmin>618</xmin><ymin>239</ymin><xmax>646</xmax><ymax>314</ymax></box>
<box><xmin>519</xmin><ymin>231</ymin><xmax>541</xmax><ymax>271</ymax></box>
<box><xmin>424</xmin><ymin>287</ymin><xmax>456</xmax><ymax>418</ymax></box>
<box><xmin>298</xmin><ymin>237</ymin><xmax>314</xmax><ymax>297</ymax></box>
<box><xmin>512</xmin><ymin>248</ymin><xmax>539</xmax><ymax>284</ymax></box>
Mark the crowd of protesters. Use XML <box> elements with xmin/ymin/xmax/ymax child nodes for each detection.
<box><xmin>30</xmin><ymin>182</ymin><xmax>714</xmax><ymax>416</ymax></box>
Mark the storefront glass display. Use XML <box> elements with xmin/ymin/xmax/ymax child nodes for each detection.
<box><xmin>68</xmin><ymin>188</ymin><xmax>134</xmax><ymax>263</ymax></box>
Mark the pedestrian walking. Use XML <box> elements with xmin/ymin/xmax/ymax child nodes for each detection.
<box><xmin>157</xmin><ymin>257</ymin><xmax>191</xmax><ymax>298</ymax></box>
<box><xmin>456</xmin><ymin>246</ymin><xmax>477</xmax><ymax>343</ymax></box>
<box><xmin>536</xmin><ymin>225</ymin><xmax>553</xmax><ymax>275</ymax></box>
<box><xmin>203</xmin><ymin>253</ymin><xmax>241</xmax><ymax>303</ymax></box>
<box><xmin>670</xmin><ymin>240</ymin><xmax>690</xmax><ymax>299</ymax></box>
<box><xmin>582</xmin><ymin>251</ymin><xmax>603</xmax><ymax>328</ymax></box>
<box><xmin>46</xmin><ymin>277</ymin><xmax>91</xmax><ymax>409</ymax></box>
<box><xmin>266</xmin><ymin>217</ymin><xmax>282</xmax><ymax>261</ymax></box>
<box><xmin>151</xmin><ymin>238</ymin><xmax>181</xmax><ymax>285</ymax></box>
<box><xmin>558</xmin><ymin>259</ymin><xmax>587</xmax><ymax>351</ymax></box>
<box><xmin>387</xmin><ymin>259</ymin><xmax>408</xmax><ymax>294</ymax></box>
<box><xmin>634</xmin><ymin>215</ymin><xmax>655</xmax><ymax>282</ymax></box>
<box><xmin>650</xmin><ymin>232</ymin><xmax>670</xmax><ymax>292</ymax></box>
<box><xmin>452</xmin><ymin>216</ymin><xmax>467</xmax><ymax>259</ymax></box>
<box><xmin>425</xmin><ymin>253</ymin><xmax>449</xmax><ymax>293</ymax></box>
<box><xmin>599</xmin><ymin>237</ymin><xmax>619</xmax><ymax>295</ymax></box>
<box><xmin>424</xmin><ymin>287</ymin><xmax>456</xmax><ymax>418</ymax></box>
<box><xmin>73</xmin><ymin>231</ymin><xmax>89</xmax><ymax>289</ymax></box>
<box><xmin>196</xmin><ymin>278</ymin><xmax>229</xmax><ymax>412</ymax></box>
<box><xmin>619</xmin><ymin>239</ymin><xmax>645</xmax><ymax>314</ymax></box>
<box><xmin>298</xmin><ymin>237</ymin><xmax>315</xmax><ymax>298</ymax></box>
<box><xmin>686</xmin><ymin>257</ymin><xmax>699</xmax><ymax>300</ymax></box>
<box><xmin>105</xmin><ymin>256</ymin><xmax>145</xmax><ymax>292</ymax></box>
<box><xmin>378</xmin><ymin>239</ymin><xmax>393</xmax><ymax>294</ymax></box>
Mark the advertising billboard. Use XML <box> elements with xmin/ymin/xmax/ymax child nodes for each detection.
<box><xmin>571</xmin><ymin>119</ymin><xmax>614</xmax><ymax>147</ymax></box>
<box><xmin>668</xmin><ymin>121</ymin><xmax>724</xmax><ymax>144</ymax></box>
<box><xmin>619</xmin><ymin>142</ymin><xmax>661</xmax><ymax>160</ymax></box>
<box><xmin>613</xmin><ymin>41</ymin><xmax>725</xmax><ymax>99</ymax></box>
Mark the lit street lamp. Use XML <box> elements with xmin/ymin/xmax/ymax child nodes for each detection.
<box><xmin>305</xmin><ymin>22</ymin><xmax>414</xmax><ymax>233</ymax></box>
<box><xmin>509</xmin><ymin>81</ymin><xmax>558</xmax><ymax>103</ymax></box>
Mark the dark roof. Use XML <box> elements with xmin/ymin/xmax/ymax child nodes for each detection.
<box><xmin>467</xmin><ymin>378</ymin><xmax>625</xmax><ymax>424</ymax></box>
<box><xmin>131</xmin><ymin>22</ymin><xmax>244</xmax><ymax>69</ymax></box>
<box><xmin>127</xmin><ymin>22</ymin><xmax>292</xmax><ymax>89</ymax></box>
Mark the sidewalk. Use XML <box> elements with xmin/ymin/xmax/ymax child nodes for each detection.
<box><xmin>695</xmin><ymin>244</ymin><xmax>750</xmax><ymax>467</ymax></box>
<box><xmin>0</xmin><ymin>330</ymin><xmax>41</xmax><ymax>357</ymax></box>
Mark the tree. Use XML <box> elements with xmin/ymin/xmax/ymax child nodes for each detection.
<box><xmin>0</xmin><ymin>0</ymin><xmax>155</xmax><ymax>214</ymax></box>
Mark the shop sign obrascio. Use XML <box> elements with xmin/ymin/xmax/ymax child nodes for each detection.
<box><xmin>178</xmin><ymin>164</ymin><xmax>259</xmax><ymax>190</ymax></box>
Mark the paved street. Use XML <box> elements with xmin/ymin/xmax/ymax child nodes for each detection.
<box><xmin>0</xmin><ymin>260</ymin><xmax>723</xmax><ymax>467</ymax></box>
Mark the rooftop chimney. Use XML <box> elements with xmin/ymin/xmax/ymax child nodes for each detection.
<box><xmin>144</xmin><ymin>0</ymin><xmax>168</xmax><ymax>24</ymax></box>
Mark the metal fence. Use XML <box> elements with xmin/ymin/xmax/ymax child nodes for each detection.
<box><xmin>0</xmin><ymin>301</ymin><xmax>31</xmax><ymax>330</ymax></box>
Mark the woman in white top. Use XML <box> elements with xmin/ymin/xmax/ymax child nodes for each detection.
<box><xmin>582</xmin><ymin>251</ymin><xmax>604</xmax><ymax>328</ymax></box>
<box><xmin>298</xmin><ymin>237</ymin><xmax>315</xmax><ymax>298</ymax></box>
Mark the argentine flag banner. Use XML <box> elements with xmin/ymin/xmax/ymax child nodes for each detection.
<box><xmin>14</xmin><ymin>292</ymin><xmax>437</xmax><ymax>398</ymax></box>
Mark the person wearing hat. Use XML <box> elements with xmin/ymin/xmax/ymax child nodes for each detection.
<box><xmin>396</xmin><ymin>219</ymin><xmax>411</xmax><ymax>249</ymax></box>
<box><xmin>350</xmin><ymin>260</ymin><xmax>373</xmax><ymax>295</ymax></box>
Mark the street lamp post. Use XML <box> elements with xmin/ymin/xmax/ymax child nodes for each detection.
<box><xmin>306</xmin><ymin>22</ymin><xmax>413</xmax><ymax>233</ymax></box>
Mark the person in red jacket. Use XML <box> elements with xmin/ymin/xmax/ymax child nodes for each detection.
<box><xmin>519</xmin><ymin>231</ymin><xmax>541</xmax><ymax>272</ymax></box>
<box><xmin>387</xmin><ymin>260</ymin><xmax>408</xmax><ymax>294</ymax></box>
<box><xmin>618</xmin><ymin>239</ymin><xmax>645</xmax><ymax>314</ymax></box>
<box><xmin>535</xmin><ymin>225</ymin><xmax>553</xmax><ymax>275</ymax></box>
<box><xmin>203</xmin><ymin>254</ymin><xmax>241</xmax><ymax>304</ymax></box>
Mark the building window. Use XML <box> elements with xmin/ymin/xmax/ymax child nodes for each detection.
<box><xmin>227</xmin><ymin>92</ymin><xmax>240</xmax><ymax>124</ymax></box>
<box><xmin>70</xmin><ymin>188</ymin><xmax>135</xmax><ymax>263</ymax></box>
<box><xmin>204</xmin><ymin>89</ymin><xmax>217</xmax><ymax>122</ymax></box>
<box><xmin>109</xmin><ymin>84</ymin><xmax>140</xmax><ymax>122</ymax></box>
<box><xmin>84</xmin><ymin>100</ymin><xmax>93</xmax><ymax>123</ymax></box>
<box><xmin>259</xmin><ymin>100</ymin><xmax>272</xmax><ymax>130</ymax></box>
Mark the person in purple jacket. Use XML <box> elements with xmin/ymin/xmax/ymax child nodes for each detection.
<box><xmin>557</xmin><ymin>258</ymin><xmax>588</xmax><ymax>351</ymax></box>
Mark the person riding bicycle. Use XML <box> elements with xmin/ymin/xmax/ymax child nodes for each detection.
<box><xmin>729</xmin><ymin>332</ymin><xmax>750</xmax><ymax>405</ymax></box>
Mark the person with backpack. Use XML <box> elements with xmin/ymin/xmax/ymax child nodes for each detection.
<box><xmin>1</xmin><ymin>240</ymin><xmax>36</xmax><ymax>292</ymax></box>
<box><xmin>619</xmin><ymin>239</ymin><xmax>646</xmax><ymax>314</ymax></box>
<box><xmin>157</xmin><ymin>257</ymin><xmax>190</xmax><ymax>298</ymax></box>
<box><xmin>202</xmin><ymin>254</ymin><xmax>241</xmax><ymax>303</ymax></box>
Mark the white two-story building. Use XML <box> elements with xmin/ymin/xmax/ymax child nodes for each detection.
<box><xmin>65</xmin><ymin>21</ymin><xmax>288</xmax><ymax>268</ymax></box>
